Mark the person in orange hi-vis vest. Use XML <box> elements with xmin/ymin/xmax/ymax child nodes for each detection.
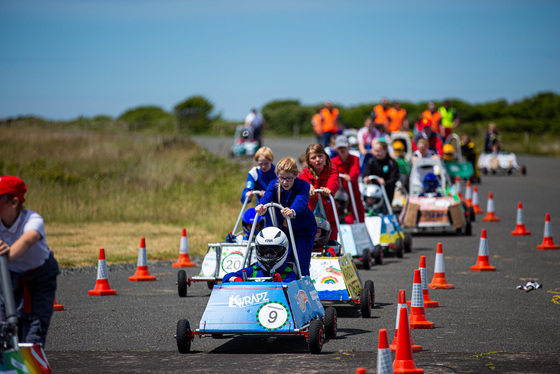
<box><xmin>387</xmin><ymin>101</ymin><xmax>409</xmax><ymax>133</ymax></box>
<box><xmin>421</xmin><ymin>102</ymin><xmax>441</xmax><ymax>133</ymax></box>
<box><xmin>311</xmin><ymin>106</ymin><xmax>323</xmax><ymax>144</ymax></box>
<box><xmin>372</xmin><ymin>97</ymin><xmax>390</xmax><ymax>135</ymax></box>
<box><xmin>319</xmin><ymin>101</ymin><xmax>340</xmax><ymax>148</ymax></box>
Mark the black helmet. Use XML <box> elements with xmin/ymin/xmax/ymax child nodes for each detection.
<box><xmin>314</xmin><ymin>217</ymin><xmax>331</xmax><ymax>250</ymax></box>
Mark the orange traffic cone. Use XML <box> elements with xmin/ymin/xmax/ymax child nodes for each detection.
<box><xmin>511</xmin><ymin>202</ymin><xmax>531</xmax><ymax>236</ymax></box>
<box><xmin>129</xmin><ymin>237</ymin><xmax>157</xmax><ymax>282</ymax></box>
<box><xmin>406</xmin><ymin>257</ymin><xmax>438</xmax><ymax>308</ymax></box>
<box><xmin>465</xmin><ymin>181</ymin><xmax>473</xmax><ymax>207</ymax></box>
<box><xmin>454</xmin><ymin>176</ymin><xmax>463</xmax><ymax>201</ymax></box>
<box><xmin>172</xmin><ymin>228</ymin><xmax>196</xmax><ymax>268</ymax></box>
<box><xmin>377</xmin><ymin>329</ymin><xmax>394</xmax><ymax>374</ymax></box>
<box><xmin>409</xmin><ymin>270</ymin><xmax>434</xmax><ymax>329</ymax></box>
<box><xmin>472</xmin><ymin>186</ymin><xmax>484</xmax><ymax>214</ymax></box>
<box><xmin>482</xmin><ymin>192</ymin><xmax>500</xmax><ymax>222</ymax></box>
<box><xmin>53</xmin><ymin>298</ymin><xmax>64</xmax><ymax>311</ymax></box>
<box><xmin>471</xmin><ymin>229</ymin><xmax>496</xmax><ymax>271</ymax></box>
<box><xmin>537</xmin><ymin>213</ymin><xmax>560</xmax><ymax>250</ymax></box>
<box><xmin>88</xmin><ymin>248</ymin><xmax>117</xmax><ymax>296</ymax></box>
<box><xmin>355</xmin><ymin>369</ymin><xmax>367</xmax><ymax>374</ymax></box>
<box><xmin>393</xmin><ymin>307</ymin><xmax>424</xmax><ymax>374</ymax></box>
<box><xmin>429</xmin><ymin>243</ymin><xmax>454</xmax><ymax>289</ymax></box>
<box><xmin>391</xmin><ymin>290</ymin><xmax>422</xmax><ymax>353</ymax></box>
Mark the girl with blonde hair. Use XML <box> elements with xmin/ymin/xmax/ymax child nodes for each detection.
<box><xmin>255</xmin><ymin>157</ymin><xmax>317</xmax><ymax>277</ymax></box>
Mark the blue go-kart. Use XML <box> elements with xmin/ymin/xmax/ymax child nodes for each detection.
<box><xmin>175</xmin><ymin>202</ymin><xmax>337</xmax><ymax>354</ymax></box>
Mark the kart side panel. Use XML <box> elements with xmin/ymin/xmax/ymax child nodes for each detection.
<box><xmin>338</xmin><ymin>223</ymin><xmax>374</xmax><ymax>257</ymax></box>
<box><xmin>0</xmin><ymin>344</ymin><xmax>52</xmax><ymax>374</ymax></box>
<box><xmin>310</xmin><ymin>257</ymin><xmax>351</xmax><ymax>301</ymax></box>
<box><xmin>197</xmin><ymin>243</ymin><xmax>254</xmax><ymax>279</ymax></box>
<box><xmin>338</xmin><ymin>254</ymin><xmax>363</xmax><ymax>300</ymax></box>
<box><xmin>364</xmin><ymin>216</ymin><xmax>382</xmax><ymax>245</ymax></box>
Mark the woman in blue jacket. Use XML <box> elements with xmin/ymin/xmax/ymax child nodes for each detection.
<box><xmin>255</xmin><ymin>157</ymin><xmax>317</xmax><ymax>277</ymax></box>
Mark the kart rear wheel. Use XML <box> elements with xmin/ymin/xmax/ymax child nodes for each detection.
<box><xmin>404</xmin><ymin>233</ymin><xmax>412</xmax><ymax>253</ymax></box>
<box><xmin>176</xmin><ymin>319</ymin><xmax>192</xmax><ymax>354</ymax></box>
<box><xmin>373</xmin><ymin>245</ymin><xmax>383</xmax><ymax>265</ymax></box>
<box><xmin>469</xmin><ymin>206</ymin><xmax>476</xmax><ymax>223</ymax></box>
<box><xmin>177</xmin><ymin>270</ymin><xmax>187</xmax><ymax>298</ymax></box>
<box><xmin>394</xmin><ymin>237</ymin><xmax>404</xmax><ymax>258</ymax></box>
<box><xmin>324</xmin><ymin>307</ymin><xmax>337</xmax><ymax>339</ymax></box>
<box><xmin>364</xmin><ymin>280</ymin><xmax>375</xmax><ymax>308</ymax></box>
<box><xmin>521</xmin><ymin>165</ymin><xmax>527</xmax><ymax>175</ymax></box>
<box><xmin>308</xmin><ymin>319</ymin><xmax>324</xmax><ymax>354</ymax></box>
<box><xmin>207</xmin><ymin>281</ymin><xmax>215</xmax><ymax>290</ymax></box>
<box><xmin>360</xmin><ymin>285</ymin><xmax>372</xmax><ymax>318</ymax></box>
<box><xmin>464</xmin><ymin>218</ymin><xmax>472</xmax><ymax>236</ymax></box>
<box><xmin>362</xmin><ymin>248</ymin><xmax>372</xmax><ymax>270</ymax></box>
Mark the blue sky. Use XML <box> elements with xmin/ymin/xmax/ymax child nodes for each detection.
<box><xmin>1</xmin><ymin>0</ymin><xmax>559</xmax><ymax>122</ymax></box>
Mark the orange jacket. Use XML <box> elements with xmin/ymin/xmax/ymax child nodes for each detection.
<box><xmin>388</xmin><ymin>107</ymin><xmax>407</xmax><ymax>133</ymax></box>
<box><xmin>320</xmin><ymin>108</ymin><xmax>339</xmax><ymax>133</ymax></box>
<box><xmin>373</xmin><ymin>105</ymin><xmax>389</xmax><ymax>126</ymax></box>
<box><xmin>312</xmin><ymin>113</ymin><xmax>323</xmax><ymax>136</ymax></box>
<box><xmin>422</xmin><ymin>110</ymin><xmax>441</xmax><ymax>132</ymax></box>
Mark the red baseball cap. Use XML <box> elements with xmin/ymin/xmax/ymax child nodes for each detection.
<box><xmin>0</xmin><ymin>176</ymin><xmax>27</xmax><ymax>203</ymax></box>
<box><xmin>421</xmin><ymin>118</ymin><xmax>433</xmax><ymax>128</ymax></box>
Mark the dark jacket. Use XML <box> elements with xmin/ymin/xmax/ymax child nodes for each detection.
<box><xmin>363</xmin><ymin>155</ymin><xmax>400</xmax><ymax>202</ymax></box>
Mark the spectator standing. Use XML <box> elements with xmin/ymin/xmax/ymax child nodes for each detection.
<box><xmin>311</xmin><ymin>107</ymin><xmax>323</xmax><ymax>144</ymax></box>
<box><xmin>0</xmin><ymin>176</ymin><xmax>60</xmax><ymax>347</ymax></box>
<box><xmin>319</xmin><ymin>101</ymin><xmax>340</xmax><ymax>148</ymax></box>
<box><xmin>388</xmin><ymin>101</ymin><xmax>409</xmax><ymax>133</ymax></box>
<box><xmin>244</xmin><ymin>108</ymin><xmax>265</xmax><ymax>147</ymax></box>
<box><xmin>484</xmin><ymin>122</ymin><xmax>502</xmax><ymax>153</ymax></box>
<box><xmin>438</xmin><ymin>100</ymin><xmax>459</xmax><ymax>140</ymax></box>
<box><xmin>357</xmin><ymin>116</ymin><xmax>381</xmax><ymax>175</ymax></box>
<box><xmin>421</xmin><ymin>102</ymin><xmax>441</xmax><ymax>133</ymax></box>
<box><xmin>372</xmin><ymin>97</ymin><xmax>391</xmax><ymax>134</ymax></box>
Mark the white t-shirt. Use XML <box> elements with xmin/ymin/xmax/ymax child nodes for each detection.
<box><xmin>0</xmin><ymin>209</ymin><xmax>50</xmax><ymax>273</ymax></box>
<box><xmin>245</xmin><ymin>112</ymin><xmax>256</xmax><ymax>125</ymax></box>
<box><xmin>357</xmin><ymin>127</ymin><xmax>381</xmax><ymax>147</ymax></box>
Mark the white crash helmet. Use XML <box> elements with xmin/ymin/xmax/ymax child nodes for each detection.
<box><xmin>255</xmin><ymin>227</ymin><xmax>289</xmax><ymax>274</ymax></box>
<box><xmin>363</xmin><ymin>184</ymin><xmax>384</xmax><ymax>211</ymax></box>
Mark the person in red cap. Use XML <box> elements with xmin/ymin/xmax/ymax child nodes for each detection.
<box><xmin>412</xmin><ymin>118</ymin><xmax>444</xmax><ymax>156</ymax></box>
<box><xmin>0</xmin><ymin>176</ymin><xmax>60</xmax><ymax>347</ymax></box>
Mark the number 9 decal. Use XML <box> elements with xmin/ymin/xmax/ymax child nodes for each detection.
<box><xmin>257</xmin><ymin>302</ymin><xmax>290</xmax><ymax>331</ymax></box>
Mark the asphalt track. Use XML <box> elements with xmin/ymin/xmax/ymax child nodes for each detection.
<box><xmin>47</xmin><ymin>137</ymin><xmax>560</xmax><ymax>373</ymax></box>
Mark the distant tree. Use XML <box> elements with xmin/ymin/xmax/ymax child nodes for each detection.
<box><xmin>119</xmin><ymin>106</ymin><xmax>173</xmax><ymax>131</ymax></box>
<box><xmin>174</xmin><ymin>96</ymin><xmax>215</xmax><ymax>133</ymax></box>
<box><xmin>262</xmin><ymin>100</ymin><xmax>313</xmax><ymax>135</ymax></box>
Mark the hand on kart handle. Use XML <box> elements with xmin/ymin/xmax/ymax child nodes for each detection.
<box><xmin>232</xmin><ymin>277</ymin><xmax>243</xmax><ymax>282</ymax></box>
<box><xmin>272</xmin><ymin>273</ymin><xmax>282</xmax><ymax>282</ymax></box>
<box><xmin>255</xmin><ymin>204</ymin><xmax>267</xmax><ymax>216</ymax></box>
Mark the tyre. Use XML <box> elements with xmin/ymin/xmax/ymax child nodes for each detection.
<box><xmin>482</xmin><ymin>167</ymin><xmax>488</xmax><ymax>175</ymax></box>
<box><xmin>373</xmin><ymin>245</ymin><xmax>383</xmax><ymax>265</ymax></box>
<box><xmin>324</xmin><ymin>307</ymin><xmax>337</xmax><ymax>339</ymax></box>
<box><xmin>308</xmin><ymin>319</ymin><xmax>324</xmax><ymax>354</ymax></box>
<box><xmin>404</xmin><ymin>233</ymin><xmax>412</xmax><ymax>253</ymax></box>
<box><xmin>362</xmin><ymin>248</ymin><xmax>372</xmax><ymax>270</ymax></box>
<box><xmin>360</xmin><ymin>286</ymin><xmax>372</xmax><ymax>318</ymax></box>
<box><xmin>364</xmin><ymin>280</ymin><xmax>375</xmax><ymax>308</ymax></box>
<box><xmin>469</xmin><ymin>206</ymin><xmax>476</xmax><ymax>223</ymax></box>
<box><xmin>207</xmin><ymin>281</ymin><xmax>215</xmax><ymax>290</ymax></box>
<box><xmin>176</xmin><ymin>319</ymin><xmax>191</xmax><ymax>354</ymax></box>
<box><xmin>394</xmin><ymin>237</ymin><xmax>404</xmax><ymax>258</ymax></box>
<box><xmin>522</xmin><ymin>166</ymin><xmax>527</xmax><ymax>175</ymax></box>
<box><xmin>177</xmin><ymin>270</ymin><xmax>187</xmax><ymax>298</ymax></box>
<box><xmin>464</xmin><ymin>218</ymin><xmax>472</xmax><ymax>236</ymax></box>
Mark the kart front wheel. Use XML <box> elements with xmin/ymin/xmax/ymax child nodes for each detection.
<box><xmin>308</xmin><ymin>319</ymin><xmax>324</xmax><ymax>354</ymax></box>
<box><xmin>364</xmin><ymin>280</ymin><xmax>375</xmax><ymax>308</ymax></box>
<box><xmin>394</xmin><ymin>237</ymin><xmax>404</xmax><ymax>258</ymax></box>
<box><xmin>404</xmin><ymin>233</ymin><xmax>412</xmax><ymax>253</ymax></box>
<box><xmin>177</xmin><ymin>270</ymin><xmax>187</xmax><ymax>298</ymax></box>
<box><xmin>324</xmin><ymin>307</ymin><xmax>337</xmax><ymax>339</ymax></box>
<box><xmin>373</xmin><ymin>245</ymin><xmax>383</xmax><ymax>265</ymax></box>
<box><xmin>521</xmin><ymin>165</ymin><xmax>527</xmax><ymax>175</ymax></box>
<box><xmin>464</xmin><ymin>219</ymin><xmax>472</xmax><ymax>236</ymax></box>
<box><xmin>176</xmin><ymin>319</ymin><xmax>192</xmax><ymax>354</ymax></box>
<box><xmin>207</xmin><ymin>281</ymin><xmax>215</xmax><ymax>290</ymax></box>
<box><xmin>360</xmin><ymin>285</ymin><xmax>372</xmax><ymax>318</ymax></box>
<box><xmin>362</xmin><ymin>248</ymin><xmax>372</xmax><ymax>270</ymax></box>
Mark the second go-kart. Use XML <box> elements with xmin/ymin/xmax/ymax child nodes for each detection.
<box><xmin>175</xmin><ymin>202</ymin><xmax>337</xmax><ymax>354</ymax></box>
<box><xmin>442</xmin><ymin>134</ymin><xmax>476</xmax><ymax>182</ymax></box>
<box><xmin>309</xmin><ymin>189</ymin><xmax>375</xmax><ymax>318</ymax></box>
<box><xmin>400</xmin><ymin>158</ymin><xmax>472</xmax><ymax>236</ymax></box>
<box><xmin>177</xmin><ymin>194</ymin><xmax>263</xmax><ymax>297</ymax></box>
<box><xmin>477</xmin><ymin>151</ymin><xmax>527</xmax><ymax>176</ymax></box>
<box><xmin>362</xmin><ymin>176</ymin><xmax>412</xmax><ymax>262</ymax></box>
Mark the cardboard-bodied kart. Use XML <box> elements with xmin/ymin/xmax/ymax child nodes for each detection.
<box><xmin>175</xmin><ymin>203</ymin><xmax>337</xmax><ymax>354</ymax></box>
<box><xmin>177</xmin><ymin>194</ymin><xmax>263</xmax><ymax>297</ymax></box>
<box><xmin>361</xmin><ymin>176</ymin><xmax>412</xmax><ymax>263</ymax></box>
<box><xmin>309</xmin><ymin>189</ymin><xmax>375</xmax><ymax>318</ymax></box>
<box><xmin>0</xmin><ymin>255</ymin><xmax>53</xmax><ymax>374</ymax></box>
<box><xmin>400</xmin><ymin>158</ymin><xmax>472</xmax><ymax>236</ymax></box>
<box><xmin>477</xmin><ymin>151</ymin><xmax>526</xmax><ymax>176</ymax></box>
